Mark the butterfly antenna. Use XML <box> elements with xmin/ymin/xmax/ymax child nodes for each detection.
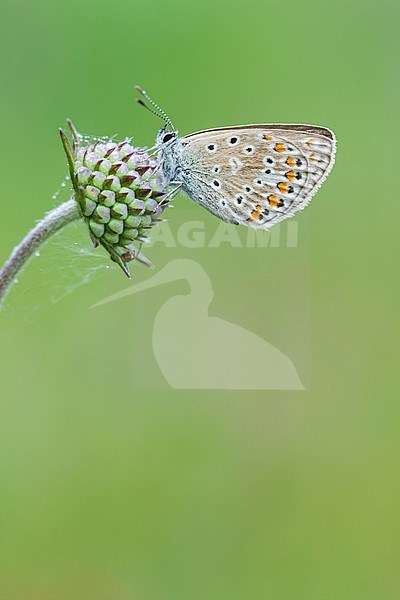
<box><xmin>135</xmin><ymin>85</ymin><xmax>175</xmax><ymax>131</ymax></box>
<box><xmin>136</xmin><ymin>98</ymin><xmax>166</xmax><ymax>124</ymax></box>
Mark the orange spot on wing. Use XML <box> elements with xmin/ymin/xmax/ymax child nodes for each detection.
<box><xmin>310</xmin><ymin>153</ymin><xmax>316</xmax><ymax>162</ymax></box>
<box><xmin>285</xmin><ymin>170</ymin><xmax>296</xmax><ymax>183</ymax></box>
<box><xmin>274</xmin><ymin>142</ymin><xmax>286</xmax><ymax>153</ymax></box>
<box><xmin>255</xmin><ymin>204</ymin><xmax>262</xmax><ymax>211</ymax></box>
<box><xmin>268</xmin><ymin>195</ymin><xmax>283</xmax><ymax>208</ymax></box>
<box><xmin>263</xmin><ymin>134</ymin><xmax>273</xmax><ymax>141</ymax></box>
<box><xmin>286</xmin><ymin>156</ymin><xmax>296</xmax><ymax>167</ymax></box>
<box><xmin>307</xmin><ymin>140</ymin><xmax>314</xmax><ymax>146</ymax></box>
<box><xmin>251</xmin><ymin>210</ymin><xmax>261</xmax><ymax>220</ymax></box>
<box><xmin>277</xmin><ymin>182</ymin><xmax>290</xmax><ymax>194</ymax></box>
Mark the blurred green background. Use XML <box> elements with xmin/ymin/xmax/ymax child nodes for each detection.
<box><xmin>1</xmin><ymin>0</ymin><xmax>399</xmax><ymax>598</ymax></box>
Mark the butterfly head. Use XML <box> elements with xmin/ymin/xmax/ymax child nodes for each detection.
<box><xmin>156</xmin><ymin>127</ymin><xmax>178</xmax><ymax>148</ymax></box>
<box><xmin>156</xmin><ymin>127</ymin><xmax>180</xmax><ymax>183</ymax></box>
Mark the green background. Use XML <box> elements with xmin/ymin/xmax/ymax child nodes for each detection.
<box><xmin>1</xmin><ymin>0</ymin><xmax>399</xmax><ymax>598</ymax></box>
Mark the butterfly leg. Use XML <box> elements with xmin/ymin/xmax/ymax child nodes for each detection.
<box><xmin>158</xmin><ymin>182</ymin><xmax>182</xmax><ymax>208</ymax></box>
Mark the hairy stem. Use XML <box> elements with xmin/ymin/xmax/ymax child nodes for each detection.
<box><xmin>0</xmin><ymin>198</ymin><xmax>81</xmax><ymax>307</ymax></box>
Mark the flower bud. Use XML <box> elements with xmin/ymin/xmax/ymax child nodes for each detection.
<box><xmin>60</xmin><ymin>124</ymin><xmax>170</xmax><ymax>277</ymax></box>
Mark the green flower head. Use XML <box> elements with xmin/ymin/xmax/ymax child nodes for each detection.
<box><xmin>60</xmin><ymin>120</ymin><xmax>170</xmax><ymax>277</ymax></box>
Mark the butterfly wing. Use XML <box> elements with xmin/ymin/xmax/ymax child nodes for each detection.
<box><xmin>176</xmin><ymin>125</ymin><xmax>336</xmax><ymax>228</ymax></box>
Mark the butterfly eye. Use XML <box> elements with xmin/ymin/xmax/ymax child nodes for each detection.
<box><xmin>162</xmin><ymin>132</ymin><xmax>175</xmax><ymax>143</ymax></box>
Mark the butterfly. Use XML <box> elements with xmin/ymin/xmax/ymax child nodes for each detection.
<box><xmin>136</xmin><ymin>87</ymin><xmax>336</xmax><ymax>230</ymax></box>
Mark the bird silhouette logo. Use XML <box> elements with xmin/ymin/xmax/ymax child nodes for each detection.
<box><xmin>93</xmin><ymin>259</ymin><xmax>304</xmax><ymax>390</ymax></box>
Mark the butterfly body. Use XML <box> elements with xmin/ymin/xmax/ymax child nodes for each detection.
<box><xmin>157</xmin><ymin>124</ymin><xmax>336</xmax><ymax>230</ymax></box>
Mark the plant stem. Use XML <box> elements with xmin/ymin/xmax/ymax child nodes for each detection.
<box><xmin>0</xmin><ymin>198</ymin><xmax>81</xmax><ymax>307</ymax></box>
